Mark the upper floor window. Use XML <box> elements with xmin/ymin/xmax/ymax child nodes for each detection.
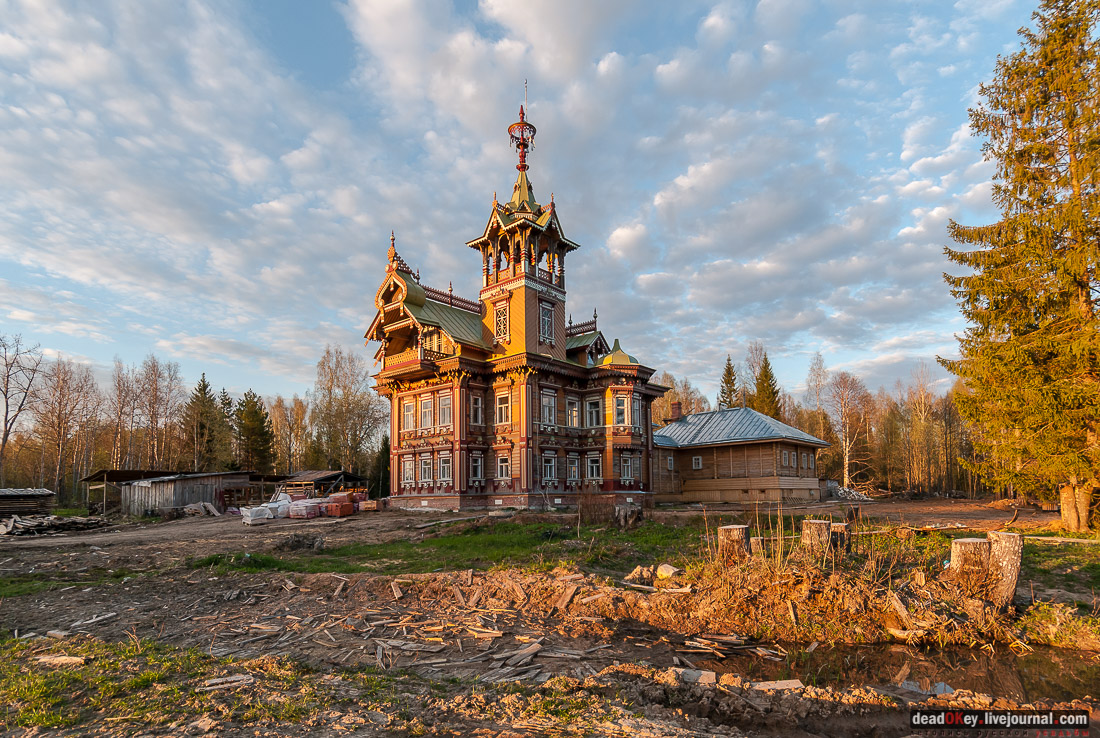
<box><xmin>496</xmin><ymin>393</ymin><xmax>510</xmax><ymax>424</ymax></box>
<box><xmin>420</xmin><ymin>397</ymin><xmax>433</xmax><ymax>428</ymax></box>
<box><xmin>802</xmin><ymin>452</ymin><xmax>808</xmax><ymax>468</ymax></box>
<box><xmin>614</xmin><ymin>396</ymin><xmax>627</xmax><ymax>425</ymax></box>
<box><xmin>566</xmin><ymin>398</ymin><xmax>579</xmax><ymax>427</ymax></box>
<box><xmin>586</xmin><ymin>399</ymin><xmax>601</xmax><ymax>427</ymax></box>
<box><xmin>438</xmin><ymin>395</ymin><xmax>452</xmax><ymax>426</ymax></box>
<box><xmin>809</xmin><ymin>455</ymin><xmax>815</xmax><ymax>470</ymax></box>
<box><xmin>633</xmin><ymin>397</ymin><xmax>642</xmax><ymax>428</ymax></box>
<box><xmin>667</xmin><ymin>456</ymin><xmax>674</xmax><ymax>471</ymax></box>
<box><xmin>782</xmin><ymin>450</ymin><xmax>789</xmax><ymax>466</ymax></box>
<box><xmin>539</xmin><ymin>302</ymin><xmax>553</xmax><ymax>344</ymax></box>
<box><xmin>494</xmin><ymin>304</ymin><xmax>509</xmax><ymax>341</ymax></box>
<box><xmin>470</xmin><ymin>395</ymin><xmax>483</xmax><ymax>426</ymax></box>
<box><xmin>541</xmin><ymin>393</ymin><xmax>556</xmax><ymax>425</ymax></box>
<box><xmin>402</xmin><ymin>401</ymin><xmax>415</xmax><ymax>431</ymax></box>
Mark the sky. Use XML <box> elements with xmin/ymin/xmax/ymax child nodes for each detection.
<box><xmin>0</xmin><ymin>0</ymin><xmax>1034</xmax><ymax>403</ymax></box>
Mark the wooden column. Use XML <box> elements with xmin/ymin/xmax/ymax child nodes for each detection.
<box><xmin>800</xmin><ymin>519</ymin><xmax>832</xmax><ymax>559</ymax></box>
<box><xmin>988</xmin><ymin>531</ymin><xmax>1023</xmax><ymax>610</ymax></box>
<box><xmin>717</xmin><ymin>525</ymin><xmax>750</xmax><ymax>561</ymax></box>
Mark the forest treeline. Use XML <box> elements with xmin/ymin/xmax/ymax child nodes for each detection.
<box><xmin>652</xmin><ymin>341</ymin><xmax>983</xmax><ymax>497</ymax></box>
<box><xmin>0</xmin><ymin>336</ymin><xmax>389</xmax><ymax>504</ymax></box>
<box><xmin>2</xmin><ymin>331</ymin><xmax>982</xmax><ymax>504</ymax></box>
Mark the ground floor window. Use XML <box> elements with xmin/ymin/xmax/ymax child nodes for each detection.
<box><xmin>621</xmin><ymin>454</ymin><xmax>633</xmax><ymax>480</ymax></box>
<box><xmin>568</xmin><ymin>457</ymin><xmax>579</xmax><ymax>480</ymax></box>
<box><xmin>420</xmin><ymin>457</ymin><xmax>432</xmax><ymax>482</ymax></box>
<box><xmin>438</xmin><ymin>455</ymin><xmax>452</xmax><ymax>481</ymax></box>
<box><xmin>401</xmin><ymin>458</ymin><xmax>414</xmax><ymax>483</ymax></box>
<box><xmin>542</xmin><ymin>455</ymin><xmax>556</xmax><ymax>481</ymax></box>
<box><xmin>586</xmin><ymin>456</ymin><xmax>601</xmax><ymax>480</ymax></box>
<box><xmin>497</xmin><ymin>455</ymin><xmax>510</xmax><ymax>480</ymax></box>
<box><xmin>692</xmin><ymin>455</ymin><xmax>702</xmax><ymax>470</ymax></box>
<box><xmin>470</xmin><ymin>455</ymin><xmax>483</xmax><ymax>480</ymax></box>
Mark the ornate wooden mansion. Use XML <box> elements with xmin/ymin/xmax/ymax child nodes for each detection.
<box><xmin>366</xmin><ymin>110</ymin><xmax>666</xmax><ymax>510</ymax></box>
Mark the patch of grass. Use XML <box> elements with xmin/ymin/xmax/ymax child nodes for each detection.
<box><xmin>0</xmin><ymin>576</ymin><xmax>54</xmax><ymax>598</ymax></box>
<box><xmin>1018</xmin><ymin>602</ymin><xmax>1100</xmax><ymax>650</ymax></box>
<box><xmin>50</xmin><ymin>507</ymin><xmax>90</xmax><ymax>518</ymax></box>
<box><xmin>0</xmin><ymin>634</ymin><xmax>409</xmax><ymax>730</ymax></box>
<box><xmin>1021</xmin><ymin>542</ymin><xmax>1100</xmax><ymax>594</ymax></box>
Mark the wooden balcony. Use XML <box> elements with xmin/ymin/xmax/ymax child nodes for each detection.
<box><xmin>381</xmin><ymin>346</ymin><xmax>451</xmax><ymax>378</ymax></box>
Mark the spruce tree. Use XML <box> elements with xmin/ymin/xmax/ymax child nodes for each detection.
<box><xmin>941</xmin><ymin>0</ymin><xmax>1100</xmax><ymax>531</ymax></box>
<box><xmin>235</xmin><ymin>390</ymin><xmax>276</xmax><ymax>474</ymax></box>
<box><xmin>752</xmin><ymin>354</ymin><xmax>782</xmax><ymax>421</ymax></box>
<box><xmin>181</xmin><ymin>374</ymin><xmax>219</xmax><ymax>472</ymax></box>
<box><xmin>717</xmin><ymin>354</ymin><xmax>738</xmax><ymax>409</ymax></box>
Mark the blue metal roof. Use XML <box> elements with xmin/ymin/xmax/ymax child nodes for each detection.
<box><xmin>653</xmin><ymin>407</ymin><xmax>829</xmax><ymax>448</ymax></box>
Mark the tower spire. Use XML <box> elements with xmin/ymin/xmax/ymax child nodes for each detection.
<box><xmin>508</xmin><ymin>104</ymin><xmax>536</xmax><ymax>172</ymax></box>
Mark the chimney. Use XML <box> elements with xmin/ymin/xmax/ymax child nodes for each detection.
<box><xmin>669</xmin><ymin>401</ymin><xmax>682</xmax><ymax>422</ymax></box>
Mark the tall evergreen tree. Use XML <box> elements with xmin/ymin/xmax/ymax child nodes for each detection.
<box><xmin>235</xmin><ymin>390</ymin><xmax>275</xmax><ymax>473</ymax></box>
<box><xmin>752</xmin><ymin>354</ymin><xmax>782</xmax><ymax>420</ymax></box>
<box><xmin>367</xmin><ymin>434</ymin><xmax>390</xmax><ymax>498</ymax></box>
<box><xmin>717</xmin><ymin>355</ymin><xmax>738</xmax><ymax>409</ymax></box>
<box><xmin>941</xmin><ymin>0</ymin><xmax>1100</xmax><ymax>531</ymax></box>
<box><xmin>181</xmin><ymin>374</ymin><xmax>220</xmax><ymax>472</ymax></box>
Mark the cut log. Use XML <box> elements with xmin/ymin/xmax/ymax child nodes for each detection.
<box><xmin>950</xmin><ymin>538</ymin><xmax>991</xmax><ymax>595</ymax></box>
<box><xmin>987</xmin><ymin>531</ymin><xmax>1022</xmax><ymax>611</ymax></box>
<box><xmin>717</xmin><ymin>525</ymin><xmax>750</xmax><ymax>562</ymax></box>
<box><xmin>749</xmin><ymin>536</ymin><xmax>765</xmax><ymax>556</ymax></box>
<box><xmin>613</xmin><ymin>503</ymin><xmax>643</xmax><ymax>531</ymax></box>
<box><xmin>800</xmin><ymin>519</ymin><xmax>832</xmax><ymax>559</ymax></box>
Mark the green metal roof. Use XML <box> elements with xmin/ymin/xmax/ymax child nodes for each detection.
<box><xmin>566</xmin><ymin>331</ymin><xmax>600</xmax><ymax>350</ymax></box>
<box><xmin>405</xmin><ymin>299</ymin><xmax>488</xmax><ymax>349</ymax></box>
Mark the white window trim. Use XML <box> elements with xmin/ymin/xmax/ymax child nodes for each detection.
<box><xmin>566</xmin><ymin>398</ymin><xmax>580</xmax><ymax>428</ymax></box>
<box><xmin>494</xmin><ymin>303</ymin><xmax>509</xmax><ymax>342</ymax></box>
<box><xmin>538</xmin><ymin>301</ymin><xmax>554</xmax><ymax>345</ymax></box>
<box><xmin>470</xmin><ymin>395</ymin><xmax>483</xmax><ymax>426</ymax></box>
<box><xmin>470</xmin><ymin>453</ymin><xmax>484</xmax><ymax>480</ymax></box>
<box><xmin>667</xmin><ymin>456</ymin><xmax>674</xmax><ymax>471</ymax></box>
<box><xmin>496</xmin><ymin>393</ymin><xmax>510</xmax><ymax>425</ymax></box>
<box><xmin>692</xmin><ymin>455</ymin><xmax>703</xmax><ymax>470</ymax></box>
<box><xmin>585</xmin><ymin>398</ymin><xmax>601</xmax><ymax>428</ymax></box>
<box><xmin>541</xmin><ymin>391</ymin><xmax>556</xmax><ymax>426</ymax></box>
<box><xmin>497</xmin><ymin>454</ymin><xmax>511</xmax><ymax>479</ymax></box>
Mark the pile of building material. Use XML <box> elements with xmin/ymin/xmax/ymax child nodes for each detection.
<box><xmin>2</xmin><ymin>514</ymin><xmax>107</xmax><ymax>536</ymax></box>
<box><xmin>835</xmin><ymin>487</ymin><xmax>872</xmax><ymax>501</ymax></box>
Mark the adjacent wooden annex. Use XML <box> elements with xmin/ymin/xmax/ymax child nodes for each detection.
<box><xmin>651</xmin><ymin>404</ymin><xmax>829</xmax><ymax>503</ymax></box>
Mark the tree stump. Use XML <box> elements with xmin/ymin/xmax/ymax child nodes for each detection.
<box><xmin>800</xmin><ymin>519</ymin><xmax>832</xmax><ymax>559</ymax></box>
<box><xmin>613</xmin><ymin>503</ymin><xmax>642</xmax><ymax>531</ymax></box>
<box><xmin>830</xmin><ymin>522</ymin><xmax>850</xmax><ymax>552</ymax></box>
<box><xmin>950</xmin><ymin>537</ymin><xmax>991</xmax><ymax>595</ymax></box>
<box><xmin>750</xmin><ymin>536</ymin><xmax>765</xmax><ymax>556</ymax></box>
<box><xmin>717</xmin><ymin>525</ymin><xmax>750</xmax><ymax>561</ymax></box>
<box><xmin>987</xmin><ymin>531</ymin><xmax>1022</xmax><ymax>611</ymax></box>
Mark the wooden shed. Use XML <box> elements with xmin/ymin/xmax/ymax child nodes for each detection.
<box><xmin>120</xmin><ymin>472</ymin><xmax>251</xmax><ymax>516</ymax></box>
<box><xmin>0</xmin><ymin>489</ymin><xmax>55</xmax><ymax>516</ymax></box>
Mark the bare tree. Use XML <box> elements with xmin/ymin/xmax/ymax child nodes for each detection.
<box><xmin>137</xmin><ymin>354</ymin><xmax>184</xmax><ymax>468</ymax></box>
<box><xmin>310</xmin><ymin>345</ymin><xmax>387</xmax><ymax>474</ymax></box>
<box><xmin>805</xmin><ymin>351</ymin><xmax>828</xmax><ymax>438</ymax></box>
<box><xmin>269</xmin><ymin>394</ymin><xmax>312</xmax><ymax>474</ymax></box>
<box><xmin>827</xmin><ymin>371</ymin><xmax>871</xmax><ymax>488</ymax></box>
<box><xmin>33</xmin><ymin>357</ymin><xmax>99</xmax><ymax>495</ymax></box>
<box><xmin>0</xmin><ymin>334</ymin><xmax>44</xmax><ymax>487</ymax></box>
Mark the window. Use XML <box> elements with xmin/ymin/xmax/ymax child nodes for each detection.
<box><xmin>692</xmin><ymin>455</ymin><xmax>703</xmax><ymax>470</ymax></box>
<box><xmin>782</xmin><ymin>450</ymin><xmax>789</xmax><ymax>466</ymax></box>
<box><xmin>420</xmin><ymin>457</ymin><xmax>432</xmax><ymax>482</ymax></box>
<box><xmin>801</xmin><ymin>452</ymin><xmax>807</xmax><ymax>468</ymax></box>
<box><xmin>470</xmin><ymin>395</ymin><xmax>483</xmax><ymax>426</ymax></box>
<box><xmin>566</xmin><ymin>398</ymin><xmax>579</xmax><ymax>427</ymax></box>
<box><xmin>542</xmin><ymin>455</ymin><xmax>556</xmax><ymax>481</ymax></box>
<box><xmin>497</xmin><ymin>454</ymin><xmax>510</xmax><ymax>480</ymax></box>
<box><xmin>470</xmin><ymin>455</ymin><xmax>483</xmax><ymax>480</ymax></box>
<box><xmin>420</xmin><ymin>397</ymin><xmax>433</xmax><ymax>428</ymax></box>
<box><xmin>539</xmin><ymin>302</ymin><xmax>553</xmax><ymax>343</ymax></box>
<box><xmin>401</xmin><ymin>458</ymin><xmax>414</xmax><ymax>483</ymax></box>
<box><xmin>402</xmin><ymin>401</ymin><xmax>415</xmax><ymax>431</ymax></box>
<box><xmin>541</xmin><ymin>393</ymin><xmax>556</xmax><ymax>425</ymax></box>
<box><xmin>667</xmin><ymin>456</ymin><xmax>674</xmax><ymax>471</ymax></box>
<box><xmin>614</xmin><ymin>396</ymin><xmax>626</xmax><ymax>425</ymax></box>
<box><xmin>496</xmin><ymin>394</ymin><xmax>510</xmax><ymax>424</ymax></box>
<box><xmin>633</xmin><ymin>397</ymin><xmax>642</xmax><ymax>428</ymax></box>
<box><xmin>621</xmin><ymin>455</ymin><xmax>633</xmax><ymax>480</ymax></box>
<box><xmin>438</xmin><ymin>455</ymin><xmax>452</xmax><ymax>481</ymax></box>
<box><xmin>438</xmin><ymin>395</ymin><xmax>452</xmax><ymax>426</ymax></box>
<box><xmin>586</xmin><ymin>456</ymin><xmax>601</xmax><ymax>480</ymax></box>
<box><xmin>586</xmin><ymin>399</ymin><xmax>601</xmax><ymax>427</ymax></box>
<box><xmin>567</xmin><ymin>457</ymin><xmax>579</xmax><ymax>480</ymax></box>
<box><xmin>494</xmin><ymin>303</ymin><xmax>509</xmax><ymax>341</ymax></box>
<box><xmin>809</xmin><ymin>455</ymin><xmax>815</xmax><ymax>471</ymax></box>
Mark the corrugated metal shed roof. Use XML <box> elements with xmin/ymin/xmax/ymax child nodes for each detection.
<box><xmin>406</xmin><ymin>299</ymin><xmax>488</xmax><ymax>349</ymax></box>
<box><xmin>79</xmin><ymin>469</ymin><xmax>176</xmax><ymax>484</ymax></box>
<box><xmin>0</xmin><ymin>488</ymin><xmax>54</xmax><ymax>497</ymax></box>
<box><xmin>126</xmin><ymin>471</ymin><xmax>252</xmax><ymax>486</ymax></box>
<box><xmin>654</xmin><ymin>407</ymin><xmax>829</xmax><ymax>448</ymax></box>
<box><xmin>285</xmin><ymin>470</ymin><xmax>366</xmax><ymax>483</ymax></box>
<box><xmin>566</xmin><ymin>331</ymin><xmax>600</xmax><ymax>350</ymax></box>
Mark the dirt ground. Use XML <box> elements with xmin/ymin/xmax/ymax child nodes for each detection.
<box><xmin>0</xmin><ymin>500</ymin><xmax>1093</xmax><ymax>736</ymax></box>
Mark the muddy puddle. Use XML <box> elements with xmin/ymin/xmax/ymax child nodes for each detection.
<box><xmin>704</xmin><ymin>644</ymin><xmax>1100</xmax><ymax>703</ymax></box>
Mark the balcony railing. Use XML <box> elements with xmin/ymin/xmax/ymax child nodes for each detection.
<box><xmin>384</xmin><ymin>346</ymin><xmax>450</xmax><ymax>369</ymax></box>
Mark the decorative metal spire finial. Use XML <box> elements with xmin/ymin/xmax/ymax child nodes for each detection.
<box><xmin>388</xmin><ymin>230</ymin><xmax>396</xmax><ymax>262</ymax></box>
<box><xmin>508</xmin><ymin>104</ymin><xmax>536</xmax><ymax>172</ymax></box>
